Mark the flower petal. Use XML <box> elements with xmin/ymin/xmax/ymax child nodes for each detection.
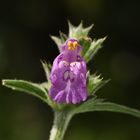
<box><xmin>66</xmin><ymin>92</ymin><xmax>72</xmax><ymax>104</ymax></box>
<box><xmin>54</xmin><ymin>90</ymin><xmax>66</xmax><ymax>103</ymax></box>
<box><xmin>49</xmin><ymin>39</ymin><xmax>88</xmax><ymax>104</ymax></box>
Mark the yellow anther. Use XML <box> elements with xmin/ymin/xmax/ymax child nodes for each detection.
<box><xmin>73</xmin><ymin>41</ymin><xmax>78</xmax><ymax>48</ymax></box>
<box><xmin>67</xmin><ymin>41</ymin><xmax>73</xmax><ymax>47</ymax></box>
<box><xmin>73</xmin><ymin>45</ymin><xmax>76</xmax><ymax>50</ymax></box>
<box><xmin>68</xmin><ymin>46</ymin><xmax>72</xmax><ymax>50</ymax></box>
<box><xmin>67</xmin><ymin>41</ymin><xmax>78</xmax><ymax>51</ymax></box>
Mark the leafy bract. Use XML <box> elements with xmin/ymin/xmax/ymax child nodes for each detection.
<box><xmin>2</xmin><ymin>79</ymin><xmax>48</xmax><ymax>103</ymax></box>
<box><xmin>51</xmin><ymin>32</ymin><xmax>67</xmax><ymax>52</ymax></box>
<box><xmin>41</xmin><ymin>61</ymin><xmax>51</xmax><ymax>82</ymax></box>
<box><xmin>87</xmin><ymin>73</ymin><xmax>109</xmax><ymax>96</ymax></box>
<box><xmin>68</xmin><ymin>21</ymin><xmax>93</xmax><ymax>39</ymax></box>
<box><xmin>83</xmin><ymin>37</ymin><xmax>106</xmax><ymax>63</ymax></box>
<box><xmin>51</xmin><ymin>21</ymin><xmax>105</xmax><ymax>63</ymax></box>
<box><xmin>73</xmin><ymin>98</ymin><xmax>140</xmax><ymax>118</ymax></box>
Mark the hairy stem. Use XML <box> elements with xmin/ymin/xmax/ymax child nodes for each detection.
<box><xmin>49</xmin><ymin>110</ymin><xmax>73</xmax><ymax>140</ymax></box>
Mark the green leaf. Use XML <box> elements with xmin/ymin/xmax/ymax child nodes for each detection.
<box><xmin>74</xmin><ymin>98</ymin><xmax>104</xmax><ymax>113</ymax></box>
<box><xmin>2</xmin><ymin>79</ymin><xmax>49</xmax><ymax>103</ymax></box>
<box><xmin>59</xmin><ymin>31</ymin><xmax>67</xmax><ymax>42</ymax></box>
<box><xmin>79</xmin><ymin>37</ymin><xmax>92</xmax><ymax>57</ymax></box>
<box><xmin>51</xmin><ymin>32</ymin><xmax>68</xmax><ymax>52</ymax></box>
<box><xmin>68</xmin><ymin>21</ymin><xmax>93</xmax><ymax>39</ymax></box>
<box><xmin>74</xmin><ymin>98</ymin><xmax>140</xmax><ymax>118</ymax></box>
<box><xmin>87</xmin><ymin>74</ymin><xmax>109</xmax><ymax>96</ymax></box>
<box><xmin>41</xmin><ymin>61</ymin><xmax>51</xmax><ymax>82</ymax></box>
<box><xmin>51</xmin><ymin>36</ymin><xmax>62</xmax><ymax>51</ymax></box>
<box><xmin>84</xmin><ymin>37</ymin><xmax>106</xmax><ymax>63</ymax></box>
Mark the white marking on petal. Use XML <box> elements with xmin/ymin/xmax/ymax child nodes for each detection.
<box><xmin>59</xmin><ymin>61</ymin><xmax>69</xmax><ymax>68</ymax></box>
<box><xmin>70</xmin><ymin>67</ymin><xmax>73</xmax><ymax>71</ymax></box>
<box><xmin>70</xmin><ymin>62</ymin><xmax>81</xmax><ymax>69</ymax></box>
<box><xmin>69</xmin><ymin>71</ymin><xmax>74</xmax><ymax>80</ymax></box>
<box><xmin>63</xmin><ymin>61</ymin><xmax>69</xmax><ymax>66</ymax></box>
<box><xmin>64</xmin><ymin>71</ymin><xmax>69</xmax><ymax>80</ymax></box>
<box><xmin>70</xmin><ymin>62</ymin><xmax>76</xmax><ymax>67</ymax></box>
<box><xmin>76</xmin><ymin>62</ymin><xmax>81</xmax><ymax>69</ymax></box>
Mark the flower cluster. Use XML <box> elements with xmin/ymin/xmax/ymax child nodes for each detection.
<box><xmin>49</xmin><ymin>39</ymin><xmax>87</xmax><ymax>104</ymax></box>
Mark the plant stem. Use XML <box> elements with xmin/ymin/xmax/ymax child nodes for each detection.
<box><xmin>49</xmin><ymin>110</ymin><xmax>73</xmax><ymax>140</ymax></box>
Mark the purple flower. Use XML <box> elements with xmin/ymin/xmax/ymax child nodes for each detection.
<box><xmin>49</xmin><ymin>39</ymin><xmax>87</xmax><ymax>104</ymax></box>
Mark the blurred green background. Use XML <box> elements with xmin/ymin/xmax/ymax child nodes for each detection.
<box><xmin>0</xmin><ymin>0</ymin><xmax>140</xmax><ymax>140</ymax></box>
